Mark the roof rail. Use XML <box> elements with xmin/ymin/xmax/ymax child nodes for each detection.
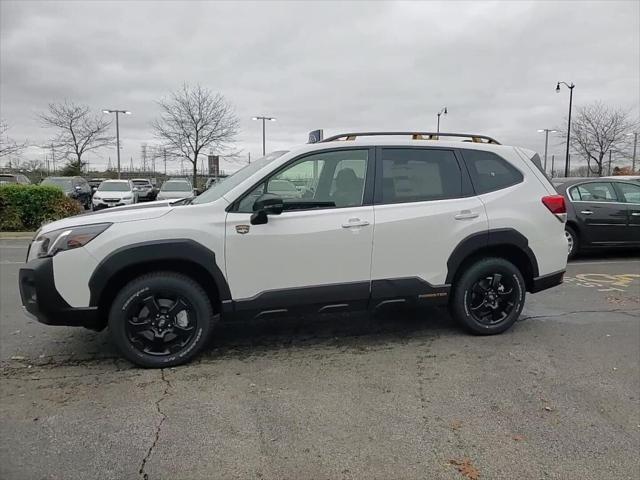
<box><xmin>320</xmin><ymin>131</ymin><xmax>501</xmax><ymax>145</ymax></box>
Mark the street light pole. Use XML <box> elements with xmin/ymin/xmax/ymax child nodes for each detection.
<box><xmin>556</xmin><ymin>81</ymin><xmax>575</xmax><ymax>177</ymax></box>
<box><xmin>537</xmin><ymin>129</ymin><xmax>557</xmax><ymax>172</ymax></box>
<box><xmin>252</xmin><ymin>116</ymin><xmax>276</xmax><ymax>156</ymax></box>
<box><xmin>436</xmin><ymin>107</ymin><xmax>447</xmax><ymax>134</ymax></box>
<box><xmin>103</xmin><ymin>109</ymin><xmax>131</xmax><ymax>179</ymax></box>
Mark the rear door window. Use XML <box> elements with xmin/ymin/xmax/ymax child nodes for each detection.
<box><xmin>463</xmin><ymin>149</ymin><xmax>523</xmax><ymax>194</ymax></box>
<box><xmin>615</xmin><ymin>182</ymin><xmax>640</xmax><ymax>204</ymax></box>
<box><xmin>570</xmin><ymin>182</ymin><xmax>618</xmax><ymax>202</ymax></box>
<box><xmin>378</xmin><ymin>148</ymin><xmax>462</xmax><ymax>204</ymax></box>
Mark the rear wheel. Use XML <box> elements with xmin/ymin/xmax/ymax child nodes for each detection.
<box><xmin>450</xmin><ymin>257</ymin><xmax>525</xmax><ymax>335</ymax></box>
<box><xmin>565</xmin><ymin>225</ymin><xmax>578</xmax><ymax>259</ymax></box>
<box><xmin>108</xmin><ymin>272</ymin><xmax>216</xmax><ymax>367</ymax></box>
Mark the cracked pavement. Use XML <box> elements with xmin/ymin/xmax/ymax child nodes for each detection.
<box><xmin>1</xmin><ymin>239</ymin><xmax>639</xmax><ymax>480</ymax></box>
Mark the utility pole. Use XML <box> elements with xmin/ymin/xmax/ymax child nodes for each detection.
<box><xmin>537</xmin><ymin>129</ymin><xmax>557</xmax><ymax>172</ymax></box>
<box><xmin>50</xmin><ymin>143</ymin><xmax>56</xmax><ymax>174</ymax></box>
<box><xmin>551</xmin><ymin>154</ymin><xmax>555</xmax><ymax>178</ymax></box>
<box><xmin>163</xmin><ymin>148</ymin><xmax>167</xmax><ymax>176</ymax></box>
<box><xmin>628</xmin><ymin>132</ymin><xmax>638</xmax><ymax>173</ymax></box>
<box><xmin>608</xmin><ymin>150</ymin><xmax>612</xmax><ymax>176</ymax></box>
<box><xmin>248</xmin><ymin>152</ymin><xmax>251</xmax><ymax>164</ymax></box>
<box><xmin>102</xmin><ymin>109</ymin><xmax>131</xmax><ymax>179</ymax></box>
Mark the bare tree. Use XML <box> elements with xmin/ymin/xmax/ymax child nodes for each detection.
<box><xmin>561</xmin><ymin>102</ymin><xmax>636</xmax><ymax>176</ymax></box>
<box><xmin>0</xmin><ymin>120</ymin><xmax>27</xmax><ymax>159</ymax></box>
<box><xmin>152</xmin><ymin>83</ymin><xmax>239</xmax><ymax>186</ymax></box>
<box><xmin>39</xmin><ymin>100</ymin><xmax>115</xmax><ymax>175</ymax></box>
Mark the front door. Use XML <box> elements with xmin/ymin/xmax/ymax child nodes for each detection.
<box><xmin>225</xmin><ymin>148</ymin><xmax>374</xmax><ymax>318</ymax></box>
<box><xmin>568</xmin><ymin>182</ymin><xmax>629</xmax><ymax>245</ymax></box>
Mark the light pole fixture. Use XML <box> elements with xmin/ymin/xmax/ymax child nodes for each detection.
<box><xmin>555</xmin><ymin>81</ymin><xmax>575</xmax><ymax>177</ymax></box>
<box><xmin>436</xmin><ymin>107</ymin><xmax>447</xmax><ymax>134</ymax></box>
<box><xmin>103</xmin><ymin>109</ymin><xmax>131</xmax><ymax>178</ymax></box>
<box><xmin>252</xmin><ymin>116</ymin><xmax>276</xmax><ymax>156</ymax></box>
<box><xmin>627</xmin><ymin>132</ymin><xmax>638</xmax><ymax>173</ymax></box>
<box><xmin>537</xmin><ymin>129</ymin><xmax>558</xmax><ymax>172</ymax></box>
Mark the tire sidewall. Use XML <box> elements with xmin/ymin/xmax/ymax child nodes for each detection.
<box><xmin>453</xmin><ymin>259</ymin><xmax>525</xmax><ymax>335</ymax></box>
<box><xmin>565</xmin><ymin>226</ymin><xmax>578</xmax><ymax>259</ymax></box>
<box><xmin>108</xmin><ymin>274</ymin><xmax>213</xmax><ymax>368</ymax></box>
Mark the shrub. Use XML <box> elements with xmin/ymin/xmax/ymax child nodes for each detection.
<box><xmin>0</xmin><ymin>184</ymin><xmax>84</xmax><ymax>231</ymax></box>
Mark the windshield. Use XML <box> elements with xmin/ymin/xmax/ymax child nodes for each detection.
<box><xmin>42</xmin><ymin>178</ymin><xmax>73</xmax><ymax>190</ymax></box>
<box><xmin>192</xmin><ymin>150</ymin><xmax>288</xmax><ymax>204</ymax></box>
<box><xmin>161</xmin><ymin>181</ymin><xmax>192</xmax><ymax>192</ymax></box>
<box><xmin>98</xmin><ymin>182</ymin><xmax>130</xmax><ymax>192</ymax></box>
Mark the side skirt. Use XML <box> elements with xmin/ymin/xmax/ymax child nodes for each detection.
<box><xmin>222</xmin><ymin>278</ymin><xmax>450</xmax><ymax>321</ymax></box>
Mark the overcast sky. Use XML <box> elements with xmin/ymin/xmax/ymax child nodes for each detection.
<box><xmin>1</xmin><ymin>0</ymin><xmax>638</xmax><ymax>174</ymax></box>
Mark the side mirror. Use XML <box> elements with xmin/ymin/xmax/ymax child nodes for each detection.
<box><xmin>250</xmin><ymin>193</ymin><xmax>284</xmax><ymax>225</ymax></box>
<box><xmin>75</xmin><ymin>185</ymin><xmax>82</xmax><ymax>191</ymax></box>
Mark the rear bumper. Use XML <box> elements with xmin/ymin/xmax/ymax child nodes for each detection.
<box><xmin>530</xmin><ymin>270</ymin><xmax>565</xmax><ymax>293</ymax></box>
<box><xmin>19</xmin><ymin>257</ymin><xmax>102</xmax><ymax>330</ymax></box>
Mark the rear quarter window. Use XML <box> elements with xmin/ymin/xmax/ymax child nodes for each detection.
<box><xmin>462</xmin><ymin>149</ymin><xmax>523</xmax><ymax>194</ymax></box>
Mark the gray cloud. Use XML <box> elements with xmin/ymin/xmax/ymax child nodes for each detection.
<box><xmin>1</xmin><ymin>0</ymin><xmax>638</xmax><ymax>173</ymax></box>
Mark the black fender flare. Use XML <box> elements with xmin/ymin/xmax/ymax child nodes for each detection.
<box><xmin>88</xmin><ymin>239</ymin><xmax>231</xmax><ymax>306</ymax></box>
<box><xmin>445</xmin><ymin>228</ymin><xmax>539</xmax><ymax>284</ymax></box>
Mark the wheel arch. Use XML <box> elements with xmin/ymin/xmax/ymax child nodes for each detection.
<box><xmin>88</xmin><ymin>239</ymin><xmax>231</xmax><ymax>327</ymax></box>
<box><xmin>446</xmin><ymin>229</ymin><xmax>539</xmax><ymax>292</ymax></box>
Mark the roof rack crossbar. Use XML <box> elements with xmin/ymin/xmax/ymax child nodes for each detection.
<box><xmin>320</xmin><ymin>131</ymin><xmax>501</xmax><ymax>145</ymax></box>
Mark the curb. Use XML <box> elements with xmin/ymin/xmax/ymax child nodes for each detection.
<box><xmin>0</xmin><ymin>232</ymin><xmax>35</xmax><ymax>240</ymax></box>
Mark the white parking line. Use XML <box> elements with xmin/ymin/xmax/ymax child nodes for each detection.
<box><xmin>570</xmin><ymin>259</ymin><xmax>640</xmax><ymax>266</ymax></box>
<box><xmin>0</xmin><ymin>261</ymin><xmax>24</xmax><ymax>265</ymax></box>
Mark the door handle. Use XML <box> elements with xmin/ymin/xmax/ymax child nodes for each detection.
<box><xmin>454</xmin><ymin>210</ymin><xmax>480</xmax><ymax>220</ymax></box>
<box><xmin>580</xmin><ymin>210</ymin><xmax>594</xmax><ymax>215</ymax></box>
<box><xmin>632</xmin><ymin>212</ymin><xmax>640</xmax><ymax>216</ymax></box>
<box><xmin>342</xmin><ymin>218</ymin><xmax>370</xmax><ymax>228</ymax></box>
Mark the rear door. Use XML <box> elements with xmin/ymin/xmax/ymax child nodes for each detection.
<box><xmin>567</xmin><ymin>182</ymin><xmax>628</xmax><ymax>245</ymax></box>
<box><xmin>613</xmin><ymin>181</ymin><xmax>640</xmax><ymax>244</ymax></box>
<box><xmin>370</xmin><ymin>147</ymin><xmax>487</xmax><ymax>304</ymax></box>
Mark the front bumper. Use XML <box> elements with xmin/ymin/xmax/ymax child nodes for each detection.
<box><xmin>530</xmin><ymin>270</ymin><xmax>565</xmax><ymax>293</ymax></box>
<box><xmin>92</xmin><ymin>198</ymin><xmax>134</xmax><ymax>209</ymax></box>
<box><xmin>19</xmin><ymin>257</ymin><xmax>102</xmax><ymax>329</ymax></box>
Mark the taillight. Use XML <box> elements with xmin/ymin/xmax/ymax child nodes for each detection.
<box><xmin>542</xmin><ymin>195</ymin><xmax>566</xmax><ymax>222</ymax></box>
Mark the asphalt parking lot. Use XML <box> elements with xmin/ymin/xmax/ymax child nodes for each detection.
<box><xmin>1</xmin><ymin>238</ymin><xmax>639</xmax><ymax>480</ymax></box>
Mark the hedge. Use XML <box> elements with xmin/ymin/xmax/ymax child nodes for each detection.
<box><xmin>0</xmin><ymin>184</ymin><xmax>84</xmax><ymax>231</ymax></box>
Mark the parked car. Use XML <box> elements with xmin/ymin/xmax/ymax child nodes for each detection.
<box><xmin>92</xmin><ymin>179</ymin><xmax>138</xmax><ymax>209</ymax></box>
<box><xmin>131</xmin><ymin>178</ymin><xmax>157</xmax><ymax>201</ymax></box>
<box><xmin>19</xmin><ymin>131</ymin><xmax>568</xmax><ymax>368</ymax></box>
<box><xmin>157</xmin><ymin>179</ymin><xmax>194</xmax><ymax>200</ymax></box>
<box><xmin>0</xmin><ymin>173</ymin><xmax>31</xmax><ymax>185</ymax></box>
<box><xmin>41</xmin><ymin>176</ymin><xmax>92</xmax><ymax>209</ymax></box>
<box><xmin>204</xmin><ymin>177</ymin><xmax>218</xmax><ymax>190</ymax></box>
<box><xmin>554</xmin><ymin>178</ymin><xmax>640</xmax><ymax>258</ymax></box>
<box><xmin>88</xmin><ymin>178</ymin><xmax>107</xmax><ymax>193</ymax></box>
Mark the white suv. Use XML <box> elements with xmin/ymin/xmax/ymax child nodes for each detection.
<box><xmin>19</xmin><ymin>132</ymin><xmax>568</xmax><ymax>367</ymax></box>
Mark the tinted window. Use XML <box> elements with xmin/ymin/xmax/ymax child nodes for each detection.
<box><xmin>616</xmin><ymin>182</ymin><xmax>640</xmax><ymax>203</ymax></box>
<box><xmin>380</xmin><ymin>148</ymin><xmax>461</xmax><ymax>204</ymax></box>
<box><xmin>570</xmin><ymin>182</ymin><xmax>617</xmax><ymax>202</ymax></box>
<box><xmin>463</xmin><ymin>150</ymin><xmax>523</xmax><ymax>194</ymax></box>
<box><xmin>161</xmin><ymin>181</ymin><xmax>192</xmax><ymax>192</ymax></box>
<box><xmin>237</xmin><ymin>149</ymin><xmax>368</xmax><ymax>212</ymax></box>
<box><xmin>98</xmin><ymin>181</ymin><xmax>131</xmax><ymax>192</ymax></box>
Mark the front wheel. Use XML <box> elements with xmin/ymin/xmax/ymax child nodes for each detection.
<box><xmin>108</xmin><ymin>272</ymin><xmax>216</xmax><ymax>367</ymax></box>
<box><xmin>450</xmin><ymin>258</ymin><xmax>525</xmax><ymax>335</ymax></box>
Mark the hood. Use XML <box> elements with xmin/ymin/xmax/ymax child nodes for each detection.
<box><xmin>158</xmin><ymin>191</ymin><xmax>191</xmax><ymax>199</ymax></box>
<box><xmin>38</xmin><ymin>201</ymin><xmax>173</xmax><ymax>234</ymax></box>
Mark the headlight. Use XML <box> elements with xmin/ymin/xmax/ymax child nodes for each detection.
<box><xmin>31</xmin><ymin>223</ymin><xmax>112</xmax><ymax>259</ymax></box>
<box><xmin>93</xmin><ymin>194</ymin><xmax>101</xmax><ymax>200</ymax></box>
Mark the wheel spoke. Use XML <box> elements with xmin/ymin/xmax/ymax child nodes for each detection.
<box><xmin>491</xmin><ymin>273</ymin><xmax>502</xmax><ymax>289</ymax></box>
<box><xmin>167</xmin><ymin>298</ymin><xmax>188</xmax><ymax>316</ymax></box>
<box><xmin>143</xmin><ymin>295</ymin><xmax>161</xmax><ymax>316</ymax></box>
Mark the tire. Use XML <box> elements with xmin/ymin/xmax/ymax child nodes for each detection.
<box><xmin>108</xmin><ymin>272</ymin><xmax>216</xmax><ymax>368</ymax></box>
<box><xmin>565</xmin><ymin>225</ymin><xmax>578</xmax><ymax>259</ymax></box>
<box><xmin>450</xmin><ymin>257</ymin><xmax>526</xmax><ymax>335</ymax></box>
